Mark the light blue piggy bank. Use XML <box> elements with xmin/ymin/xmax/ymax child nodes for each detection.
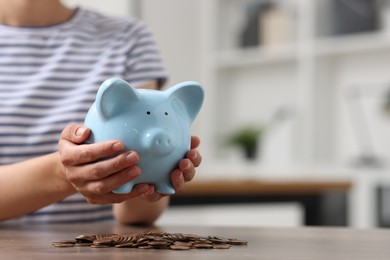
<box><xmin>84</xmin><ymin>78</ymin><xmax>204</xmax><ymax>195</ymax></box>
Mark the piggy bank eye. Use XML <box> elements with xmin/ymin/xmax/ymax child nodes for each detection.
<box><xmin>165</xmin><ymin>112</ymin><xmax>168</xmax><ymax>116</ymax></box>
<box><xmin>146</xmin><ymin>111</ymin><xmax>151</xmax><ymax>115</ymax></box>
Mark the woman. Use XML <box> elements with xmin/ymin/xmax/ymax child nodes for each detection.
<box><xmin>0</xmin><ymin>0</ymin><xmax>201</xmax><ymax>225</ymax></box>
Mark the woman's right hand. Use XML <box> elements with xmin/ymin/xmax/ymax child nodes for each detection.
<box><xmin>58</xmin><ymin>124</ymin><xmax>150</xmax><ymax>204</ymax></box>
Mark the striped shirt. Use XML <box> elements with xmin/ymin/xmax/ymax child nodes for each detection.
<box><xmin>0</xmin><ymin>7</ymin><xmax>167</xmax><ymax>224</ymax></box>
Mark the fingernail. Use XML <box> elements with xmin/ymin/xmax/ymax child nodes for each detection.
<box><xmin>75</xmin><ymin>127</ymin><xmax>87</xmax><ymax>137</ymax></box>
<box><xmin>126</xmin><ymin>152</ymin><xmax>138</xmax><ymax>163</ymax></box>
<box><xmin>136</xmin><ymin>184</ymin><xmax>149</xmax><ymax>193</ymax></box>
<box><xmin>176</xmin><ymin>172</ymin><xmax>185</xmax><ymax>185</ymax></box>
<box><xmin>189</xmin><ymin>150</ymin><xmax>197</xmax><ymax>161</ymax></box>
<box><xmin>183</xmin><ymin>159</ymin><xmax>191</xmax><ymax>170</ymax></box>
<box><xmin>146</xmin><ymin>187</ymin><xmax>155</xmax><ymax>196</ymax></box>
<box><xmin>128</xmin><ymin>167</ymin><xmax>140</xmax><ymax>179</ymax></box>
<box><xmin>113</xmin><ymin>142</ymin><xmax>124</xmax><ymax>152</ymax></box>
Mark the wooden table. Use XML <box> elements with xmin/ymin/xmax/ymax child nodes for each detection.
<box><xmin>172</xmin><ymin>179</ymin><xmax>352</xmax><ymax>226</ymax></box>
<box><xmin>177</xmin><ymin>179</ymin><xmax>352</xmax><ymax>196</ymax></box>
<box><xmin>1</xmin><ymin>222</ymin><xmax>390</xmax><ymax>260</ymax></box>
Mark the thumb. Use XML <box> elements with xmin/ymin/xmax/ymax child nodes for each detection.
<box><xmin>60</xmin><ymin>124</ymin><xmax>91</xmax><ymax>144</ymax></box>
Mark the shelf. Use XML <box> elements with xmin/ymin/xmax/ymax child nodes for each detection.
<box><xmin>214</xmin><ymin>43</ymin><xmax>298</xmax><ymax>69</ymax></box>
<box><xmin>314</xmin><ymin>31</ymin><xmax>390</xmax><ymax>57</ymax></box>
<box><xmin>213</xmin><ymin>31</ymin><xmax>390</xmax><ymax>70</ymax></box>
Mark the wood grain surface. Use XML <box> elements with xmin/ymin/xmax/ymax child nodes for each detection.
<box><xmin>0</xmin><ymin>222</ymin><xmax>389</xmax><ymax>260</ymax></box>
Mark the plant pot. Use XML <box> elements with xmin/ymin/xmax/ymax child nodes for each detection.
<box><xmin>243</xmin><ymin>144</ymin><xmax>258</xmax><ymax>160</ymax></box>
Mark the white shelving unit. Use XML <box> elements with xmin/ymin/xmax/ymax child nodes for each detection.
<box><xmin>206</xmin><ymin>0</ymin><xmax>319</xmax><ymax>167</ymax></box>
<box><xmin>140</xmin><ymin>0</ymin><xmax>390</xmax><ymax>171</ymax></box>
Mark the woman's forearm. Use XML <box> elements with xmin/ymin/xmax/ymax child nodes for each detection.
<box><xmin>113</xmin><ymin>196</ymin><xmax>170</xmax><ymax>225</ymax></box>
<box><xmin>0</xmin><ymin>152</ymin><xmax>75</xmax><ymax>221</ymax></box>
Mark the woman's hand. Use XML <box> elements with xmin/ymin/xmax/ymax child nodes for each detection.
<box><xmin>58</xmin><ymin>124</ymin><xmax>202</xmax><ymax>204</ymax></box>
<box><xmin>140</xmin><ymin>135</ymin><xmax>202</xmax><ymax>202</ymax></box>
<box><xmin>58</xmin><ymin>124</ymin><xmax>147</xmax><ymax>204</ymax></box>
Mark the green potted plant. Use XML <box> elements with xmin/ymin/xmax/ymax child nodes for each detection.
<box><xmin>227</xmin><ymin>125</ymin><xmax>263</xmax><ymax>160</ymax></box>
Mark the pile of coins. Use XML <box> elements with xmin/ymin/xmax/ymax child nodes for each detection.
<box><xmin>52</xmin><ymin>230</ymin><xmax>248</xmax><ymax>250</ymax></box>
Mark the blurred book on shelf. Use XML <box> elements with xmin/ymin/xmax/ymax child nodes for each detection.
<box><xmin>240</xmin><ymin>1</ymin><xmax>295</xmax><ymax>48</ymax></box>
<box><xmin>240</xmin><ymin>2</ymin><xmax>267</xmax><ymax>47</ymax></box>
<box><xmin>259</xmin><ymin>3</ymin><xmax>293</xmax><ymax>47</ymax></box>
<box><xmin>329</xmin><ymin>0</ymin><xmax>380</xmax><ymax>36</ymax></box>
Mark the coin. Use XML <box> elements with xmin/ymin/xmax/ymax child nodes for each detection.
<box><xmin>52</xmin><ymin>242</ymin><xmax>75</xmax><ymax>248</ymax></box>
<box><xmin>75</xmin><ymin>234</ymin><xmax>95</xmax><ymax>243</ymax></box>
<box><xmin>52</xmin><ymin>231</ymin><xmax>248</xmax><ymax>250</ymax></box>
<box><xmin>114</xmin><ymin>242</ymin><xmax>136</xmax><ymax>248</ymax></box>
<box><xmin>92</xmin><ymin>237</ymin><xmax>113</xmax><ymax>246</ymax></box>
<box><xmin>90</xmin><ymin>244</ymin><xmax>111</xmax><ymax>248</ymax></box>
<box><xmin>193</xmin><ymin>243</ymin><xmax>213</xmax><ymax>249</ymax></box>
<box><xmin>213</xmin><ymin>244</ymin><xmax>231</xmax><ymax>249</ymax></box>
<box><xmin>170</xmin><ymin>245</ymin><xmax>191</xmax><ymax>250</ymax></box>
<box><xmin>74</xmin><ymin>243</ymin><xmax>92</xmax><ymax>247</ymax></box>
<box><xmin>228</xmin><ymin>239</ymin><xmax>248</xmax><ymax>245</ymax></box>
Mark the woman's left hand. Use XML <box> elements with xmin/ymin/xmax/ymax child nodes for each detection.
<box><xmin>140</xmin><ymin>136</ymin><xmax>202</xmax><ymax>202</ymax></box>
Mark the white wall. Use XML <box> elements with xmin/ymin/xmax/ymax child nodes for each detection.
<box><xmin>157</xmin><ymin>203</ymin><xmax>303</xmax><ymax>227</ymax></box>
<box><xmin>140</xmin><ymin>0</ymin><xmax>203</xmax><ymax>86</ymax></box>
<box><xmin>138</xmin><ymin>1</ymin><xmax>209</xmax><ymax>151</ymax></box>
<box><xmin>62</xmin><ymin>0</ymin><xmax>134</xmax><ymax>17</ymax></box>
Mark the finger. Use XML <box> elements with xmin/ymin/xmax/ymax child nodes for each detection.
<box><xmin>171</xmin><ymin>169</ymin><xmax>185</xmax><ymax>192</ymax></box>
<box><xmin>60</xmin><ymin>124</ymin><xmax>91</xmax><ymax>145</ymax></box>
<box><xmin>142</xmin><ymin>186</ymin><xmax>164</xmax><ymax>202</ymax></box>
<box><xmin>190</xmin><ymin>135</ymin><xmax>200</xmax><ymax>149</ymax></box>
<box><xmin>82</xmin><ymin>151</ymin><xmax>139</xmax><ymax>181</ymax></box>
<box><xmin>84</xmin><ymin>165</ymin><xmax>141</xmax><ymax>194</ymax></box>
<box><xmin>60</xmin><ymin>140</ymin><xmax>125</xmax><ymax>166</ymax></box>
<box><xmin>67</xmin><ymin>151</ymin><xmax>139</xmax><ymax>186</ymax></box>
<box><xmin>186</xmin><ymin>149</ymin><xmax>202</xmax><ymax>167</ymax></box>
<box><xmin>83</xmin><ymin>186</ymin><xmax>147</xmax><ymax>204</ymax></box>
<box><xmin>179</xmin><ymin>159</ymin><xmax>196</xmax><ymax>182</ymax></box>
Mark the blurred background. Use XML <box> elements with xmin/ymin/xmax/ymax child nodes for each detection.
<box><xmin>64</xmin><ymin>0</ymin><xmax>390</xmax><ymax>229</ymax></box>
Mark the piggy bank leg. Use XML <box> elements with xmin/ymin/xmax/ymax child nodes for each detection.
<box><xmin>155</xmin><ymin>182</ymin><xmax>175</xmax><ymax>195</ymax></box>
<box><xmin>113</xmin><ymin>182</ymin><xmax>134</xmax><ymax>194</ymax></box>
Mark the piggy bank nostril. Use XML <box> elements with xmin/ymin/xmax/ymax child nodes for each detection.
<box><xmin>156</xmin><ymin>138</ymin><xmax>171</xmax><ymax>146</ymax></box>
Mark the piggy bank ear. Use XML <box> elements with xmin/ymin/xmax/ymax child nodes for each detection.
<box><xmin>96</xmin><ymin>78</ymin><xmax>140</xmax><ymax>120</ymax></box>
<box><xmin>168</xmin><ymin>81</ymin><xmax>204</xmax><ymax>121</ymax></box>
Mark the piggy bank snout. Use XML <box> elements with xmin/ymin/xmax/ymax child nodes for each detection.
<box><xmin>142</xmin><ymin>129</ymin><xmax>176</xmax><ymax>155</ymax></box>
